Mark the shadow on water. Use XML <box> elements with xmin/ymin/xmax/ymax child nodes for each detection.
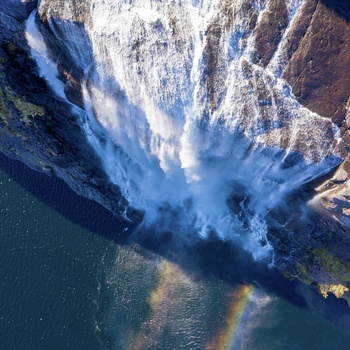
<box><xmin>1</xmin><ymin>151</ymin><xmax>350</xmax><ymax>332</ymax></box>
<box><xmin>130</xmin><ymin>224</ymin><xmax>350</xmax><ymax>331</ymax></box>
<box><xmin>0</xmin><ymin>152</ymin><xmax>134</xmax><ymax>243</ymax></box>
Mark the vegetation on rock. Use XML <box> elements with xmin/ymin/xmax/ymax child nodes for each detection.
<box><xmin>319</xmin><ymin>284</ymin><xmax>349</xmax><ymax>299</ymax></box>
<box><xmin>6</xmin><ymin>90</ymin><xmax>45</xmax><ymax>118</ymax></box>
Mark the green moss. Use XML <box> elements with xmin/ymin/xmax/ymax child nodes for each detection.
<box><xmin>6</xmin><ymin>91</ymin><xmax>45</xmax><ymax>118</ymax></box>
<box><xmin>0</xmin><ymin>90</ymin><xmax>8</xmax><ymax>117</ymax></box>
<box><xmin>327</xmin><ymin>231</ymin><xmax>333</xmax><ymax>241</ymax></box>
<box><xmin>291</xmin><ymin>247</ymin><xmax>350</xmax><ymax>302</ymax></box>
<box><xmin>312</xmin><ymin>248</ymin><xmax>350</xmax><ymax>284</ymax></box>
<box><xmin>1</xmin><ymin>58</ymin><xmax>45</xmax><ymax>121</ymax></box>
<box><xmin>295</xmin><ymin>262</ymin><xmax>314</xmax><ymax>285</ymax></box>
<box><xmin>6</xmin><ymin>42</ymin><xmax>17</xmax><ymax>52</ymax></box>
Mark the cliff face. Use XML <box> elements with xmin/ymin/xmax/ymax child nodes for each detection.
<box><xmin>281</xmin><ymin>1</ymin><xmax>350</xmax><ymax>239</ymax></box>
<box><xmin>252</xmin><ymin>1</ymin><xmax>350</xmax><ymax>301</ymax></box>
<box><xmin>1</xmin><ymin>0</ymin><xmax>350</xmax><ymax>303</ymax></box>
<box><xmin>0</xmin><ymin>0</ymin><xmax>141</xmax><ymax>220</ymax></box>
<box><xmin>284</xmin><ymin>0</ymin><xmax>350</xmax><ymax>128</ymax></box>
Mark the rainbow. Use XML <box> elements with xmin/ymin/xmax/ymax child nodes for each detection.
<box><xmin>127</xmin><ymin>258</ymin><xmax>259</xmax><ymax>350</ymax></box>
<box><xmin>206</xmin><ymin>284</ymin><xmax>257</xmax><ymax>350</ymax></box>
<box><xmin>127</xmin><ymin>260</ymin><xmax>195</xmax><ymax>350</ymax></box>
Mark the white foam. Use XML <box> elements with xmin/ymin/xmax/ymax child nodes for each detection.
<box><xmin>27</xmin><ymin>1</ymin><xmax>342</xmax><ymax>260</ymax></box>
<box><xmin>25</xmin><ymin>11</ymin><xmax>66</xmax><ymax>99</ymax></box>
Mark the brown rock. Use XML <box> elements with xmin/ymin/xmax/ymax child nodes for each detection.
<box><xmin>254</xmin><ymin>0</ymin><xmax>289</xmax><ymax>67</ymax></box>
<box><xmin>38</xmin><ymin>0</ymin><xmax>92</xmax><ymax>24</ymax></box>
<box><xmin>283</xmin><ymin>0</ymin><xmax>318</xmax><ymax>61</ymax></box>
<box><xmin>313</xmin><ymin>155</ymin><xmax>350</xmax><ymax>233</ymax></box>
<box><xmin>204</xmin><ymin>0</ymin><xmax>234</xmax><ymax>113</ymax></box>
<box><xmin>283</xmin><ymin>1</ymin><xmax>350</xmax><ymax>126</ymax></box>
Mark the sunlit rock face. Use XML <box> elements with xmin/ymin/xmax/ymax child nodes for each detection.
<box><xmin>1</xmin><ymin>0</ymin><xmax>350</xmax><ymax>301</ymax></box>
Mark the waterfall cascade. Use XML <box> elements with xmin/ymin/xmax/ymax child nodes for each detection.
<box><xmin>26</xmin><ymin>0</ymin><xmax>342</xmax><ymax>259</ymax></box>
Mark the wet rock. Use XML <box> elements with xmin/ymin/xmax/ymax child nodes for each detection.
<box><xmin>314</xmin><ymin>155</ymin><xmax>350</xmax><ymax>232</ymax></box>
<box><xmin>283</xmin><ymin>0</ymin><xmax>318</xmax><ymax>62</ymax></box>
<box><xmin>1</xmin><ymin>0</ymin><xmax>37</xmax><ymax>22</ymax></box>
<box><xmin>0</xmin><ymin>1</ymin><xmax>139</xmax><ymax>222</ymax></box>
<box><xmin>283</xmin><ymin>0</ymin><xmax>350</xmax><ymax>126</ymax></box>
<box><xmin>254</xmin><ymin>0</ymin><xmax>289</xmax><ymax>67</ymax></box>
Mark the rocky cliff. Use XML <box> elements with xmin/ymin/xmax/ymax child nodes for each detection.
<box><xmin>1</xmin><ymin>0</ymin><xmax>350</xmax><ymax>304</ymax></box>
<box><xmin>0</xmin><ymin>0</ymin><xmax>142</xmax><ymax>221</ymax></box>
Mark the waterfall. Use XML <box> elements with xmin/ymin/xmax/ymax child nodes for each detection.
<box><xmin>25</xmin><ymin>10</ymin><xmax>66</xmax><ymax>99</ymax></box>
<box><xmin>26</xmin><ymin>0</ymin><xmax>342</xmax><ymax>260</ymax></box>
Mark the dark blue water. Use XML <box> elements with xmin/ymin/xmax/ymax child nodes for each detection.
<box><xmin>0</xmin><ymin>160</ymin><xmax>117</xmax><ymax>349</ymax></box>
<box><xmin>1</xmin><ymin>154</ymin><xmax>350</xmax><ymax>350</ymax></box>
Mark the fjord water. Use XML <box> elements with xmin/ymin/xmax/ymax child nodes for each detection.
<box><xmin>1</xmin><ymin>157</ymin><xmax>350</xmax><ymax>350</ymax></box>
<box><xmin>0</xmin><ymin>157</ymin><xmax>118</xmax><ymax>349</ymax></box>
